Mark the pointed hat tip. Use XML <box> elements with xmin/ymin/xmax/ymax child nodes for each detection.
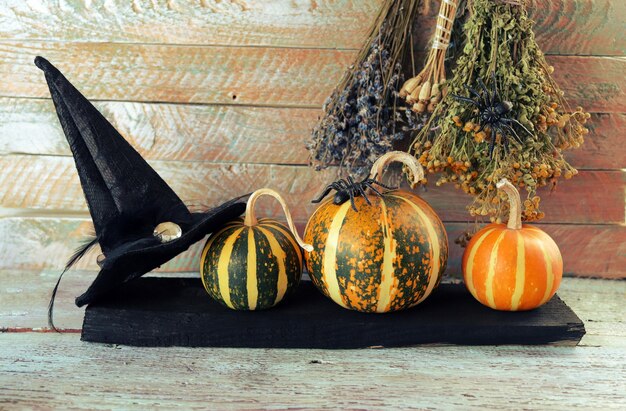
<box><xmin>34</xmin><ymin>56</ymin><xmax>55</xmax><ymax>73</ymax></box>
<box><xmin>34</xmin><ymin>56</ymin><xmax>47</xmax><ymax>69</ymax></box>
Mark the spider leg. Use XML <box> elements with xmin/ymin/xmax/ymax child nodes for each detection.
<box><xmin>465</xmin><ymin>86</ymin><xmax>484</xmax><ymax>102</ymax></box>
<box><xmin>500</xmin><ymin>123</ymin><xmax>524</xmax><ymax>145</ymax></box>
<box><xmin>347</xmin><ymin>176</ymin><xmax>356</xmax><ymax>189</ymax></box>
<box><xmin>366</xmin><ymin>174</ymin><xmax>394</xmax><ymax>189</ymax></box>
<box><xmin>348</xmin><ymin>176</ymin><xmax>368</xmax><ymax>204</ymax></box>
<box><xmin>477</xmin><ymin>77</ymin><xmax>489</xmax><ymax>96</ymax></box>
<box><xmin>368</xmin><ymin>174</ymin><xmax>398</xmax><ymax>191</ymax></box>
<box><xmin>465</xmin><ymin>86</ymin><xmax>490</xmax><ymax>109</ymax></box>
<box><xmin>367</xmin><ymin>173</ymin><xmax>380</xmax><ymax>182</ymax></box>
<box><xmin>490</xmin><ymin>71</ymin><xmax>498</xmax><ymax>106</ymax></box>
<box><xmin>353</xmin><ymin>182</ymin><xmax>371</xmax><ymax>206</ymax></box>
<box><xmin>503</xmin><ymin>133</ymin><xmax>510</xmax><ymax>153</ymax></box>
<box><xmin>364</xmin><ymin>181</ymin><xmax>385</xmax><ymax>198</ymax></box>
<box><xmin>477</xmin><ymin>77</ymin><xmax>492</xmax><ymax>107</ymax></box>
<box><xmin>507</xmin><ymin>118</ymin><xmax>534</xmax><ymax>137</ymax></box>
<box><xmin>488</xmin><ymin>128</ymin><xmax>497</xmax><ymax>158</ymax></box>
<box><xmin>451</xmin><ymin>94</ymin><xmax>483</xmax><ymax>109</ymax></box>
<box><xmin>328</xmin><ymin>181</ymin><xmax>345</xmax><ymax>195</ymax></box>
<box><xmin>348</xmin><ymin>189</ymin><xmax>358</xmax><ymax>212</ymax></box>
<box><xmin>495</xmin><ymin>125</ymin><xmax>510</xmax><ymax>153</ymax></box>
<box><xmin>350</xmin><ymin>177</ymin><xmax>366</xmax><ymax>201</ymax></box>
<box><xmin>336</xmin><ymin>179</ymin><xmax>349</xmax><ymax>189</ymax></box>
<box><xmin>311</xmin><ymin>184</ymin><xmax>337</xmax><ymax>203</ymax></box>
<box><xmin>370</xmin><ymin>179</ymin><xmax>398</xmax><ymax>191</ymax></box>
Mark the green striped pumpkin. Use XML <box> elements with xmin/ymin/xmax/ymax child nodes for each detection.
<box><xmin>201</xmin><ymin>218</ymin><xmax>303</xmax><ymax>310</ymax></box>
<box><xmin>200</xmin><ymin>189</ymin><xmax>312</xmax><ymax>310</ymax></box>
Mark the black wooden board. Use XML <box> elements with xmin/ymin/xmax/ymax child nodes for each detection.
<box><xmin>81</xmin><ymin>278</ymin><xmax>585</xmax><ymax>348</ymax></box>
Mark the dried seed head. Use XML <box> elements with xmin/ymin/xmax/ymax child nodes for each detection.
<box><xmin>419</xmin><ymin>80</ymin><xmax>431</xmax><ymax>102</ymax></box>
<box><xmin>408</xmin><ymin>85</ymin><xmax>422</xmax><ymax>104</ymax></box>
<box><xmin>400</xmin><ymin>75</ymin><xmax>422</xmax><ymax>98</ymax></box>
<box><xmin>430</xmin><ymin>83</ymin><xmax>440</xmax><ymax>99</ymax></box>
<box><xmin>413</xmin><ymin>101</ymin><xmax>427</xmax><ymax>113</ymax></box>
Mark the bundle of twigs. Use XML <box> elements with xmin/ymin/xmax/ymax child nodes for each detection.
<box><xmin>307</xmin><ymin>0</ymin><xmax>422</xmax><ymax>177</ymax></box>
<box><xmin>410</xmin><ymin>0</ymin><xmax>589</xmax><ymax>223</ymax></box>
<box><xmin>400</xmin><ymin>0</ymin><xmax>459</xmax><ymax>113</ymax></box>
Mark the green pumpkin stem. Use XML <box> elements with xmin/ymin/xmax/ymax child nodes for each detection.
<box><xmin>496</xmin><ymin>178</ymin><xmax>523</xmax><ymax>230</ymax></box>
<box><xmin>369</xmin><ymin>151</ymin><xmax>425</xmax><ymax>190</ymax></box>
<box><xmin>244</xmin><ymin>188</ymin><xmax>314</xmax><ymax>252</ymax></box>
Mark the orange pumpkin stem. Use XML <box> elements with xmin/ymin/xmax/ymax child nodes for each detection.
<box><xmin>496</xmin><ymin>178</ymin><xmax>523</xmax><ymax>230</ymax></box>
<box><xmin>244</xmin><ymin>188</ymin><xmax>313</xmax><ymax>252</ymax></box>
<box><xmin>369</xmin><ymin>151</ymin><xmax>425</xmax><ymax>190</ymax></box>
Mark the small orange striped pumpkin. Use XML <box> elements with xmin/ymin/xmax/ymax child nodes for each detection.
<box><xmin>462</xmin><ymin>179</ymin><xmax>563</xmax><ymax>311</ymax></box>
<box><xmin>304</xmin><ymin>152</ymin><xmax>448</xmax><ymax>313</ymax></box>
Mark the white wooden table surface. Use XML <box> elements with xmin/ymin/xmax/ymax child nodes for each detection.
<box><xmin>1</xmin><ymin>277</ymin><xmax>625</xmax><ymax>410</ymax></box>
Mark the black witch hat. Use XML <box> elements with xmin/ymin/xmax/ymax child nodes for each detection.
<box><xmin>35</xmin><ymin>57</ymin><xmax>246</xmax><ymax>311</ymax></box>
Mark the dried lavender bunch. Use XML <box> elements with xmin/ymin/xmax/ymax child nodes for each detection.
<box><xmin>308</xmin><ymin>37</ymin><xmax>410</xmax><ymax>176</ymax></box>
<box><xmin>308</xmin><ymin>0</ymin><xmax>422</xmax><ymax>178</ymax></box>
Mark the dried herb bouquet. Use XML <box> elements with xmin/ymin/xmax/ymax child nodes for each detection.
<box><xmin>307</xmin><ymin>0</ymin><xmax>423</xmax><ymax>177</ymax></box>
<box><xmin>410</xmin><ymin>0</ymin><xmax>590</xmax><ymax>223</ymax></box>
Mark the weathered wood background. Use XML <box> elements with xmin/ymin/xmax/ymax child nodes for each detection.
<box><xmin>0</xmin><ymin>0</ymin><xmax>624</xmax><ymax>293</ymax></box>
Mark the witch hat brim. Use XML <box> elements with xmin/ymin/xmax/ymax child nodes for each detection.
<box><xmin>35</xmin><ymin>57</ymin><xmax>246</xmax><ymax>307</ymax></box>
<box><xmin>75</xmin><ymin>198</ymin><xmax>245</xmax><ymax>307</ymax></box>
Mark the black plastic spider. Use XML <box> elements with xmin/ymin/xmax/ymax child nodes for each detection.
<box><xmin>452</xmin><ymin>73</ymin><xmax>533</xmax><ymax>157</ymax></box>
<box><xmin>311</xmin><ymin>175</ymin><xmax>396</xmax><ymax>212</ymax></box>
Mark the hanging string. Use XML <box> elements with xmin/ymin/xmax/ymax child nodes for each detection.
<box><xmin>431</xmin><ymin>0</ymin><xmax>457</xmax><ymax>50</ymax></box>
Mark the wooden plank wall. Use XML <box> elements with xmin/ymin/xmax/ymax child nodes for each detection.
<box><xmin>0</xmin><ymin>0</ymin><xmax>624</xmax><ymax>283</ymax></box>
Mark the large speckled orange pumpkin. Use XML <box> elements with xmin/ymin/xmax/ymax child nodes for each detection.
<box><xmin>462</xmin><ymin>179</ymin><xmax>563</xmax><ymax>311</ymax></box>
<box><xmin>303</xmin><ymin>152</ymin><xmax>448</xmax><ymax>313</ymax></box>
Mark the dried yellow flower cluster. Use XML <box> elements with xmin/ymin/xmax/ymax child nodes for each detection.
<box><xmin>409</xmin><ymin>0</ymin><xmax>590</xmax><ymax>222</ymax></box>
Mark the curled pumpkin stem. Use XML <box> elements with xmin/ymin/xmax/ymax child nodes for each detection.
<box><xmin>496</xmin><ymin>178</ymin><xmax>522</xmax><ymax>230</ymax></box>
<box><xmin>369</xmin><ymin>151</ymin><xmax>425</xmax><ymax>189</ymax></box>
<box><xmin>244</xmin><ymin>188</ymin><xmax>313</xmax><ymax>252</ymax></box>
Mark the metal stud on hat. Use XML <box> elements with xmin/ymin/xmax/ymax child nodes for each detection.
<box><xmin>154</xmin><ymin>222</ymin><xmax>183</xmax><ymax>243</ymax></box>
